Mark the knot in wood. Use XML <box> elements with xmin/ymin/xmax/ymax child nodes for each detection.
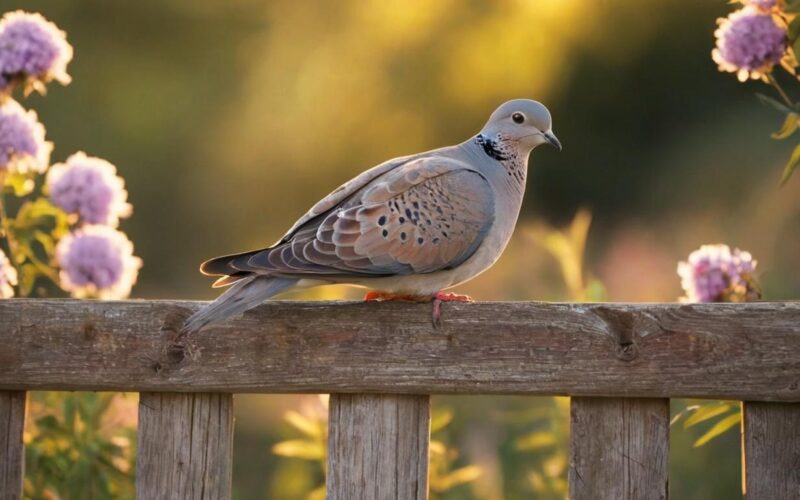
<box><xmin>615</xmin><ymin>341</ymin><xmax>639</xmax><ymax>361</ymax></box>
<box><xmin>592</xmin><ymin>306</ymin><xmax>640</xmax><ymax>362</ymax></box>
<box><xmin>166</xmin><ymin>343</ymin><xmax>186</xmax><ymax>364</ymax></box>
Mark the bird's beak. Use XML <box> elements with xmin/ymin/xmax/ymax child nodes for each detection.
<box><xmin>544</xmin><ymin>130</ymin><xmax>562</xmax><ymax>151</ymax></box>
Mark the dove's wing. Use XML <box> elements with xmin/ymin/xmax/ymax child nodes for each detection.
<box><xmin>203</xmin><ymin>155</ymin><xmax>495</xmax><ymax>281</ymax></box>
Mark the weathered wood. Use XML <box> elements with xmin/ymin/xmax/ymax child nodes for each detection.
<box><xmin>0</xmin><ymin>391</ymin><xmax>25</xmax><ymax>500</ymax></box>
<box><xmin>327</xmin><ymin>394</ymin><xmax>430</xmax><ymax>499</ymax></box>
<box><xmin>0</xmin><ymin>299</ymin><xmax>799</xmax><ymax>400</ymax></box>
<box><xmin>569</xmin><ymin>397</ymin><xmax>669</xmax><ymax>500</ymax></box>
<box><xmin>742</xmin><ymin>402</ymin><xmax>800</xmax><ymax>499</ymax></box>
<box><xmin>136</xmin><ymin>392</ymin><xmax>234</xmax><ymax>500</ymax></box>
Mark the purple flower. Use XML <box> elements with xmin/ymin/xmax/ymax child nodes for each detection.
<box><xmin>712</xmin><ymin>8</ymin><xmax>787</xmax><ymax>82</ymax></box>
<box><xmin>0</xmin><ymin>11</ymin><xmax>72</xmax><ymax>96</ymax></box>
<box><xmin>55</xmin><ymin>226</ymin><xmax>142</xmax><ymax>299</ymax></box>
<box><xmin>0</xmin><ymin>98</ymin><xmax>50</xmax><ymax>174</ymax></box>
<box><xmin>47</xmin><ymin>152</ymin><xmax>132</xmax><ymax>226</ymax></box>
<box><xmin>0</xmin><ymin>248</ymin><xmax>16</xmax><ymax>298</ymax></box>
<box><xmin>677</xmin><ymin>244</ymin><xmax>760</xmax><ymax>303</ymax></box>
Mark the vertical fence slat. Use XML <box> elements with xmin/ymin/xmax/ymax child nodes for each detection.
<box><xmin>569</xmin><ymin>397</ymin><xmax>669</xmax><ymax>500</ymax></box>
<box><xmin>136</xmin><ymin>392</ymin><xmax>234</xmax><ymax>500</ymax></box>
<box><xmin>0</xmin><ymin>391</ymin><xmax>25</xmax><ymax>500</ymax></box>
<box><xmin>742</xmin><ymin>402</ymin><xmax>800</xmax><ymax>500</ymax></box>
<box><xmin>327</xmin><ymin>394</ymin><xmax>430</xmax><ymax>500</ymax></box>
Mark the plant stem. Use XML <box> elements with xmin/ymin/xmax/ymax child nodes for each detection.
<box><xmin>768</xmin><ymin>73</ymin><xmax>793</xmax><ymax>108</ymax></box>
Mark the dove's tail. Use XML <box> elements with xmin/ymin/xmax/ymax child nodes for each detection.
<box><xmin>183</xmin><ymin>275</ymin><xmax>297</xmax><ymax>334</ymax></box>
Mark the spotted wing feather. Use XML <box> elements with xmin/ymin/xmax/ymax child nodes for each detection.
<box><xmin>227</xmin><ymin>157</ymin><xmax>494</xmax><ymax>277</ymax></box>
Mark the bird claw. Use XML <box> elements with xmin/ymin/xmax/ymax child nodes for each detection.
<box><xmin>363</xmin><ymin>290</ymin><xmax>472</xmax><ymax>328</ymax></box>
<box><xmin>431</xmin><ymin>292</ymin><xmax>473</xmax><ymax>329</ymax></box>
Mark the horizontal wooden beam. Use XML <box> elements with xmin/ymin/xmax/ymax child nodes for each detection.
<box><xmin>0</xmin><ymin>299</ymin><xmax>798</xmax><ymax>401</ymax></box>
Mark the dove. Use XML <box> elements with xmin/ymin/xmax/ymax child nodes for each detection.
<box><xmin>183</xmin><ymin>99</ymin><xmax>560</xmax><ymax>333</ymax></box>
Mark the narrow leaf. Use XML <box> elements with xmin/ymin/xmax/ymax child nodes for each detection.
<box><xmin>272</xmin><ymin>439</ymin><xmax>325</xmax><ymax>460</ymax></box>
<box><xmin>430</xmin><ymin>408</ymin><xmax>454</xmax><ymax>433</ymax></box>
<box><xmin>693</xmin><ymin>412</ymin><xmax>741</xmax><ymax>447</ymax></box>
<box><xmin>772</xmin><ymin>113</ymin><xmax>800</xmax><ymax>139</ymax></box>
<box><xmin>284</xmin><ymin>411</ymin><xmax>322</xmax><ymax>438</ymax></box>
<box><xmin>780</xmin><ymin>143</ymin><xmax>800</xmax><ymax>185</ymax></box>
<box><xmin>683</xmin><ymin>403</ymin><xmax>731</xmax><ymax>429</ymax></box>
<box><xmin>757</xmin><ymin>93</ymin><xmax>795</xmax><ymax>114</ymax></box>
<box><xmin>515</xmin><ymin>431</ymin><xmax>558</xmax><ymax>450</ymax></box>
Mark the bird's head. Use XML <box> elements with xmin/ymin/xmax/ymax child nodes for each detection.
<box><xmin>480</xmin><ymin>99</ymin><xmax>561</xmax><ymax>152</ymax></box>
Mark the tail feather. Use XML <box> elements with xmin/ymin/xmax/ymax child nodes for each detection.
<box><xmin>183</xmin><ymin>276</ymin><xmax>296</xmax><ymax>333</ymax></box>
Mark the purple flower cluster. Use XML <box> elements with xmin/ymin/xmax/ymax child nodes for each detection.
<box><xmin>677</xmin><ymin>244</ymin><xmax>760</xmax><ymax>303</ymax></box>
<box><xmin>55</xmin><ymin>225</ymin><xmax>141</xmax><ymax>299</ymax></box>
<box><xmin>47</xmin><ymin>152</ymin><xmax>132</xmax><ymax>226</ymax></box>
<box><xmin>0</xmin><ymin>98</ymin><xmax>50</xmax><ymax>174</ymax></box>
<box><xmin>0</xmin><ymin>248</ymin><xmax>16</xmax><ymax>298</ymax></box>
<box><xmin>712</xmin><ymin>8</ymin><xmax>787</xmax><ymax>81</ymax></box>
<box><xmin>0</xmin><ymin>11</ymin><xmax>72</xmax><ymax>95</ymax></box>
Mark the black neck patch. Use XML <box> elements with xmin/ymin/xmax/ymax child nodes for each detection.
<box><xmin>475</xmin><ymin>134</ymin><xmax>508</xmax><ymax>161</ymax></box>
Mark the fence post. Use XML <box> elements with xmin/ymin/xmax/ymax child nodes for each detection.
<box><xmin>327</xmin><ymin>394</ymin><xmax>430</xmax><ymax>500</ymax></box>
<box><xmin>742</xmin><ymin>402</ymin><xmax>800</xmax><ymax>500</ymax></box>
<box><xmin>0</xmin><ymin>391</ymin><xmax>25</xmax><ymax>500</ymax></box>
<box><xmin>136</xmin><ymin>393</ymin><xmax>234</xmax><ymax>500</ymax></box>
<box><xmin>569</xmin><ymin>397</ymin><xmax>669</xmax><ymax>500</ymax></box>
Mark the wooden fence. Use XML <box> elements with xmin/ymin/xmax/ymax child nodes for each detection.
<box><xmin>0</xmin><ymin>299</ymin><xmax>798</xmax><ymax>499</ymax></box>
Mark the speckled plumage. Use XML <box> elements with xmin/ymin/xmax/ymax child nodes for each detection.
<box><xmin>184</xmin><ymin>99</ymin><xmax>560</xmax><ymax>333</ymax></box>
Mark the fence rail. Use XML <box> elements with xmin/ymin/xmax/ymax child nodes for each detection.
<box><xmin>0</xmin><ymin>299</ymin><xmax>799</xmax><ymax>499</ymax></box>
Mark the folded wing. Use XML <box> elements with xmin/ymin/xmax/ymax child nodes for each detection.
<box><xmin>202</xmin><ymin>156</ymin><xmax>495</xmax><ymax>283</ymax></box>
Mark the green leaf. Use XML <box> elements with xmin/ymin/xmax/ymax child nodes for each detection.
<box><xmin>272</xmin><ymin>439</ymin><xmax>325</xmax><ymax>460</ymax></box>
<box><xmin>780</xmin><ymin>143</ymin><xmax>800</xmax><ymax>185</ymax></box>
<box><xmin>430</xmin><ymin>408</ymin><xmax>454</xmax><ymax>433</ymax></box>
<box><xmin>515</xmin><ymin>431</ymin><xmax>558</xmax><ymax>450</ymax></box>
<box><xmin>773</xmin><ymin>113</ymin><xmax>800</xmax><ymax>139</ymax></box>
<box><xmin>3</xmin><ymin>172</ymin><xmax>35</xmax><ymax>197</ymax></box>
<box><xmin>284</xmin><ymin>411</ymin><xmax>323</xmax><ymax>439</ymax></box>
<box><xmin>756</xmin><ymin>93</ymin><xmax>795</xmax><ymax>114</ymax></box>
<box><xmin>18</xmin><ymin>263</ymin><xmax>38</xmax><ymax>296</ymax></box>
<box><xmin>683</xmin><ymin>403</ymin><xmax>731</xmax><ymax>429</ymax></box>
<box><xmin>693</xmin><ymin>412</ymin><xmax>741</xmax><ymax>447</ymax></box>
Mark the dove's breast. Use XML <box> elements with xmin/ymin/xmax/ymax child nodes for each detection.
<box><xmin>360</xmin><ymin>155</ymin><xmax>528</xmax><ymax>295</ymax></box>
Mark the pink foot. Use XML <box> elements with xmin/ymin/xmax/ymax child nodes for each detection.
<box><xmin>432</xmin><ymin>292</ymin><xmax>473</xmax><ymax>328</ymax></box>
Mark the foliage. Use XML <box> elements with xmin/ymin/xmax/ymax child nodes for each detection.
<box><xmin>714</xmin><ymin>0</ymin><xmax>800</xmax><ymax>184</ymax></box>
<box><xmin>272</xmin><ymin>397</ymin><xmax>481</xmax><ymax>499</ymax></box>
<box><xmin>24</xmin><ymin>393</ymin><xmax>137</xmax><ymax>500</ymax></box>
<box><xmin>526</xmin><ymin>209</ymin><xmax>606</xmax><ymax>302</ymax></box>
<box><xmin>0</xmin><ymin>9</ymin><xmax>141</xmax><ymax>499</ymax></box>
<box><xmin>671</xmin><ymin>401</ymin><xmax>742</xmax><ymax>448</ymax></box>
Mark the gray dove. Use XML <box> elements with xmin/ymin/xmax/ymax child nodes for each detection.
<box><xmin>184</xmin><ymin>99</ymin><xmax>560</xmax><ymax>333</ymax></box>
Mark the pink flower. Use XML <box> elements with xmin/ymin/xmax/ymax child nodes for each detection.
<box><xmin>47</xmin><ymin>152</ymin><xmax>132</xmax><ymax>226</ymax></box>
<box><xmin>0</xmin><ymin>11</ymin><xmax>72</xmax><ymax>95</ymax></box>
<box><xmin>55</xmin><ymin>226</ymin><xmax>141</xmax><ymax>299</ymax></box>
<box><xmin>0</xmin><ymin>98</ymin><xmax>50</xmax><ymax>174</ymax></box>
<box><xmin>677</xmin><ymin>244</ymin><xmax>760</xmax><ymax>303</ymax></box>
<box><xmin>712</xmin><ymin>8</ymin><xmax>787</xmax><ymax>82</ymax></box>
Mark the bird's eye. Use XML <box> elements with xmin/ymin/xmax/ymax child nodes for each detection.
<box><xmin>512</xmin><ymin>112</ymin><xmax>525</xmax><ymax>124</ymax></box>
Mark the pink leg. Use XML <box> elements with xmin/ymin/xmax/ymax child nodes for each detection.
<box><xmin>432</xmin><ymin>292</ymin><xmax>473</xmax><ymax>328</ymax></box>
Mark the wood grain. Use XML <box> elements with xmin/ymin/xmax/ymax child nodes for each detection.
<box><xmin>0</xmin><ymin>299</ymin><xmax>799</xmax><ymax>400</ymax></box>
<box><xmin>327</xmin><ymin>394</ymin><xmax>430</xmax><ymax>499</ymax></box>
<box><xmin>136</xmin><ymin>392</ymin><xmax>234</xmax><ymax>500</ymax></box>
<box><xmin>742</xmin><ymin>402</ymin><xmax>800</xmax><ymax>500</ymax></box>
<box><xmin>569</xmin><ymin>397</ymin><xmax>669</xmax><ymax>500</ymax></box>
<box><xmin>0</xmin><ymin>391</ymin><xmax>25</xmax><ymax>500</ymax></box>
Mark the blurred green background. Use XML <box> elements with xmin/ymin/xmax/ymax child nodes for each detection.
<box><xmin>10</xmin><ymin>0</ymin><xmax>800</xmax><ymax>498</ymax></box>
